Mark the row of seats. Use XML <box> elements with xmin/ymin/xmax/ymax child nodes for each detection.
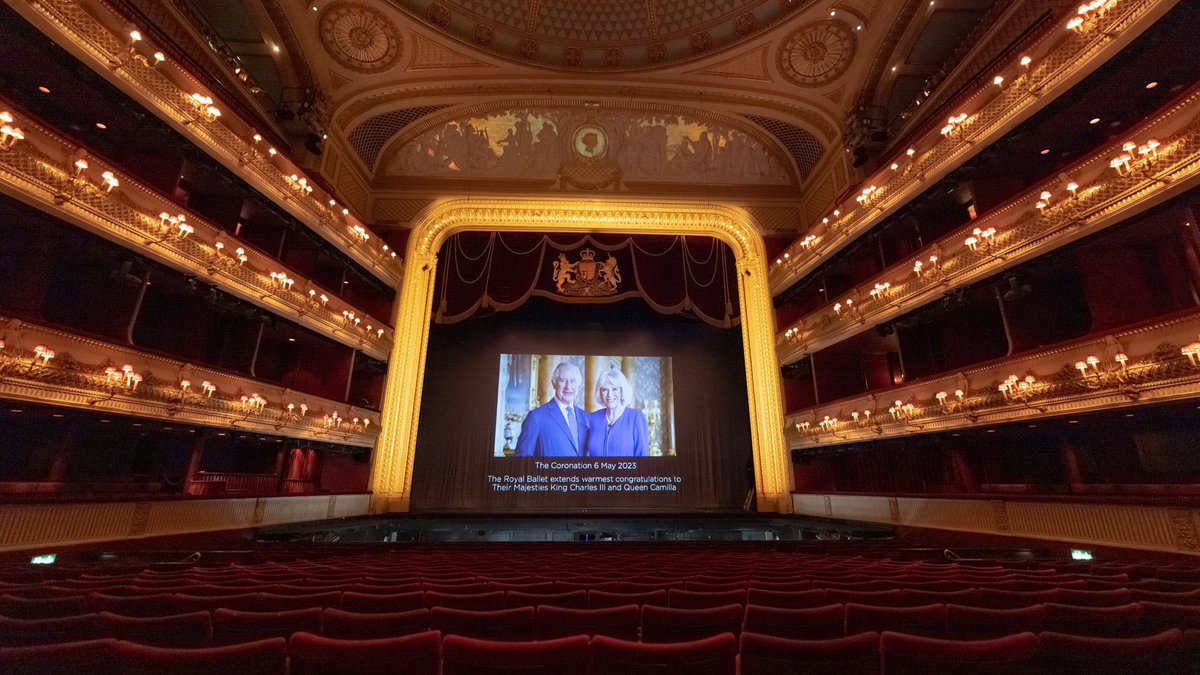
<box><xmin>6</xmin><ymin>584</ymin><xmax>1199</xmax><ymax>620</ymax></box>
<box><xmin>3</xmin><ymin>628</ymin><xmax>1198</xmax><ymax>675</ymax></box>
<box><xmin>4</xmin><ymin>600</ymin><xmax>1199</xmax><ymax>647</ymax></box>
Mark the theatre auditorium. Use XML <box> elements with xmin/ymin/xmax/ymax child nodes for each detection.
<box><xmin>1</xmin><ymin>0</ymin><xmax>1200</xmax><ymax>671</ymax></box>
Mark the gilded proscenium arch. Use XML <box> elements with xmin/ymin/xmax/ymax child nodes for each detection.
<box><xmin>370</xmin><ymin>198</ymin><xmax>791</xmax><ymax>514</ymax></box>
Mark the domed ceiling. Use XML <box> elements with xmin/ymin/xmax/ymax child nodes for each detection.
<box><xmin>384</xmin><ymin>0</ymin><xmax>819</xmax><ymax>70</ymax></box>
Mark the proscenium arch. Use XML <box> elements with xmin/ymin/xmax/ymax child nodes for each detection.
<box><xmin>370</xmin><ymin>197</ymin><xmax>791</xmax><ymax>514</ymax></box>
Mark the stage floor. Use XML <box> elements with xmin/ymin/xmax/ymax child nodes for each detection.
<box><xmin>256</xmin><ymin>514</ymin><xmax>896</xmax><ymax>544</ymax></box>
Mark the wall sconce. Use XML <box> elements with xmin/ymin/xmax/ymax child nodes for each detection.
<box><xmin>0</xmin><ymin>112</ymin><xmax>24</xmax><ymax>150</ymax></box>
<box><xmin>1066</xmin><ymin>0</ymin><xmax>1116</xmax><ymax>32</ymax></box>
<box><xmin>351</xmin><ymin>225</ymin><xmax>370</xmax><ymax>242</ymax></box>
<box><xmin>235</xmin><ymin>247</ymin><xmax>248</xmax><ymax>265</ymax></box>
<box><xmin>800</xmin><ymin>235</ymin><xmax>817</xmax><ymax>250</ymax></box>
<box><xmin>269</xmin><ymin>272</ymin><xmax>295</xmax><ymax>291</ymax></box>
<box><xmin>1182</xmin><ymin>341</ymin><xmax>1200</xmax><ymax>367</ymax></box>
<box><xmin>376</xmin><ymin>328</ymin><xmax>385</xmax><ymax>338</ymax></box>
<box><xmin>299</xmin><ymin>403</ymin><xmax>308</xmax><ymax>417</ymax></box>
<box><xmin>188</xmin><ymin>93</ymin><xmax>221</xmax><ymax>123</ymax></box>
<box><xmin>32</xmin><ymin>345</ymin><xmax>55</xmax><ymax>366</ymax></box>
<box><xmin>940</xmin><ymin>113</ymin><xmax>969</xmax><ymax>140</ymax></box>
<box><xmin>201</xmin><ymin>380</ymin><xmax>216</xmax><ymax>397</ymax></box>
<box><xmin>869</xmin><ymin>281</ymin><xmax>892</xmax><ymax>301</ymax></box>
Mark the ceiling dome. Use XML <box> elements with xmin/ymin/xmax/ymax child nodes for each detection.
<box><xmin>387</xmin><ymin>0</ymin><xmax>816</xmax><ymax>70</ymax></box>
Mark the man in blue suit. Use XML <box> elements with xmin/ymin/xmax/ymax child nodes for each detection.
<box><xmin>514</xmin><ymin>361</ymin><xmax>588</xmax><ymax>457</ymax></box>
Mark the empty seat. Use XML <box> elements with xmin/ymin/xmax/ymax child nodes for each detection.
<box><xmin>590</xmin><ymin>589</ymin><xmax>668</xmax><ymax>609</ymax></box>
<box><xmin>487</xmin><ymin>582</ymin><xmax>556</xmax><ymax>594</ymax></box>
<box><xmin>210</xmin><ymin>607</ymin><xmax>322</xmax><ymax>645</ymax></box>
<box><xmin>424</xmin><ymin>590</ymin><xmax>506</xmax><ymax>611</ymax></box>
<box><xmin>97</xmin><ymin>611</ymin><xmax>210</xmax><ymax>647</ymax></box>
<box><xmin>641</xmin><ymin>603</ymin><xmax>742</xmax><ymax>643</ymax></box>
<box><xmin>902</xmin><ymin>589</ymin><xmax>979</xmax><ymax>607</ymax></box>
<box><xmin>739</xmin><ymin>631</ymin><xmax>880</xmax><ymax>675</ymax></box>
<box><xmin>1056</xmin><ymin>588</ymin><xmax>1133</xmax><ymax>607</ymax></box>
<box><xmin>746</xmin><ymin>589</ymin><xmax>828</xmax><ymax>609</ymax></box>
<box><xmin>617</xmin><ymin>581</ymin><xmax>685</xmax><ymax>593</ymax></box>
<box><xmin>1039</xmin><ymin>629</ymin><xmax>1193</xmax><ymax>674</ymax></box>
<box><xmin>976</xmin><ymin>588</ymin><xmax>1059</xmax><ymax>609</ymax></box>
<box><xmin>430</xmin><ymin>606</ymin><xmax>536</xmax><ymax>641</ymax></box>
<box><xmin>741</xmin><ymin>603</ymin><xmax>845</xmax><ymax>640</ymax></box>
<box><xmin>87</xmin><ymin>592</ymin><xmax>177</xmax><ymax>618</ymax></box>
<box><xmin>339</xmin><ymin>590</ymin><xmax>424</xmax><ymax>613</ymax></box>
<box><xmin>442</xmin><ymin>634</ymin><xmax>589</xmax><ymax>675</ymax></box>
<box><xmin>669</xmin><ymin>589</ymin><xmax>747</xmax><ymax>609</ymax></box>
<box><xmin>1130</xmin><ymin>588</ymin><xmax>1200</xmax><ymax>605</ymax></box>
<box><xmin>589</xmin><ymin>632</ymin><xmax>737</xmax><ymax>675</ymax></box>
<box><xmin>0</xmin><ymin>594</ymin><xmax>88</xmax><ymax>620</ymax></box>
<box><xmin>944</xmin><ymin>604</ymin><xmax>1045</xmax><ymax>640</ymax></box>
<box><xmin>845</xmin><ymin>603</ymin><xmax>946</xmax><ymax>638</ymax></box>
<box><xmin>683</xmin><ymin>581</ymin><xmax>746</xmax><ymax>592</ymax></box>
<box><xmin>319</xmin><ymin>608</ymin><xmax>430</xmax><ymax>639</ymax></box>
<box><xmin>420</xmin><ymin>582</ymin><xmax>490</xmax><ymax>594</ymax></box>
<box><xmin>1139</xmin><ymin>600</ymin><xmax>1200</xmax><ymax>632</ymax></box>
<box><xmin>0</xmin><ymin>613</ymin><xmax>101</xmax><ymax>646</ymax></box>
<box><xmin>347</xmin><ymin>582</ymin><xmax>421</xmax><ymax>594</ymax></box>
<box><xmin>506</xmin><ymin>590</ymin><xmax>588</xmax><ymax>609</ymax></box>
<box><xmin>288</xmin><ymin>630</ymin><xmax>440</xmax><ymax>675</ymax></box>
<box><xmin>0</xmin><ymin>638</ymin><xmax>119</xmax><ymax>675</ymax></box>
<box><xmin>825</xmin><ymin>589</ymin><xmax>905</xmax><ymax>607</ymax></box>
<box><xmin>242</xmin><ymin>592</ymin><xmax>341</xmax><ymax>612</ymax></box>
<box><xmin>168</xmin><ymin>592</ymin><xmax>260</xmax><ymax>614</ymax></box>
<box><xmin>535</xmin><ymin>604</ymin><xmax>640</xmax><ymax>641</ymax></box>
<box><xmin>879</xmin><ymin>631</ymin><xmax>1041</xmax><ymax>675</ymax></box>
<box><xmin>109</xmin><ymin>637</ymin><xmax>286</xmax><ymax>675</ymax></box>
<box><xmin>1041</xmin><ymin>602</ymin><xmax>1148</xmax><ymax>638</ymax></box>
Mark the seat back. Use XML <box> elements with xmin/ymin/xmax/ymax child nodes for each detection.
<box><xmin>319</xmin><ymin>607</ymin><xmax>430</xmax><ymax>639</ymax></box>
<box><xmin>741</xmin><ymin>604</ymin><xmax>845</xmax><ymax>640</ymax></box>
<box><xmin>442</xmin><ymin>634</ymin><xmax>589</xmax><ymax>675</ymax></box>
<box><xmin>430</xmin><ymin>606</ymin><xmax>536</xmax><ymax>641</ymax></box>
<box><xmin>210</xmin><ymin>607</ymin><xmax>322</xmax><ymax>645</ymax></box>
<box><xmin>109</xmin><ymin>637</ymin><xmax>286</xmax><ymax>675</ymax></box>
<box><xmin>641</xmin><ymin>603</ymin><xmax>742</xmax><ymax>643</ymax></box>
<box><xmin>589</xmin><ymin>633</ymin><xmax>737</xmax><ymax>675</ymax></box>
<box><xmin>97</xmin><ymin>611</ymin><xmax>210</xmax><ymax>648</ymax></box>
<box><xmin>288</xmin><ymin>630</ymin><xmax>440</xmax><ymax>675</ymax></box>
<box><xmin>845</xmin><ymin>603</ymin><xmax>946</xmax><ymax>638</ymax></box>
<box><xmin>535</xmin><ymin>604</ymin><xmax>640</xmax><ymax>641</ymax></box>
<box><xmin>739</xmin><ymin>631</ymin><xmax>880</xmax><ymax>675</ymax></box>
<box><xmin>879</xmin><ymin>631</ymin><xmax>1041</xmax><ymax>675</ymax></box>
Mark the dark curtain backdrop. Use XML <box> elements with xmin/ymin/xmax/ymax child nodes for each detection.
<box><xmin>410</xmin><ymin>297</ymin><xmax>752</xmax><ymax>512</ymax></box>
<box><xmin>433</xmin><ymin>233</ymin><xmax>739</xmax><ymax>328</ymax></box>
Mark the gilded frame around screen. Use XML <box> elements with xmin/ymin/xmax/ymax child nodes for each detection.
<box><xmin>370</xmin><ymin>198</ymin><xmax>790</xmax><ymax>513</ymax></box>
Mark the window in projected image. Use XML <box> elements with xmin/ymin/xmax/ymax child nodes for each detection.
<box><xmin>495</xmin><ymin>354</ymin><xmax>675</xmax><ymax>458</ymax></box>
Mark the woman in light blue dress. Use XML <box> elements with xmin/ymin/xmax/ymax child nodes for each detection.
<box><xmin>585</xmin><ymin>368</ymin><xmax>649</xmax><ymax>457</ymax></box>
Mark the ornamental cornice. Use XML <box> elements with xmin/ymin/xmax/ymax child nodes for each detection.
<box><xmin>14</xmin><ymin>0</ymin><xmax>402</xmax><ymax>287</ymax></box>
<box><xmin>0</xmin><ymin>317</ymin><xmax>380</xmax><ymax>448</ymax></box>
<box><xmin>0</xmin><ymin>103</ymin><xmax>395</xmax><ymax>362</ymax></box>
<box><xmin>777</xmin><ymin>84</ymin><xmax>1200</xmax><ymax>363</ymax></box>
<box><xmin>770</xmin><ymin>0</ymin><xmax>1177</xmax><ymax>296</ymax></box>
<box><xmin>785</xmin><ymin>309</ymin><xmax>1200</xmax><ymax>448</ymax></box>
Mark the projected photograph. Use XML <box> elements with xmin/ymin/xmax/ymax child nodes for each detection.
<box><xmin>495</xmin><ymin>355</ymin><xmax>676</xmax><ymax>458</ymax></box>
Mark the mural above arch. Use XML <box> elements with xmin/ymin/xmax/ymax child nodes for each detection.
<box><xmin>381</xmin><ymin>107</ymin><xmax>798</xmax><ymax>187</ymax></box>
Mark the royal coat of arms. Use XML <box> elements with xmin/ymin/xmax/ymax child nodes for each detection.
<box><xmin>552</xmin><ymin>248</ymin><xmax>621</xmax><ymax>296</ymax></box>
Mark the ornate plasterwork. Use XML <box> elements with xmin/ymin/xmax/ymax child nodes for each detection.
<box><xmin>0</xmin><ymin>318</ymin><xmax>380</xmax><ymax>448</ymax></box>
<box><xmin>778</xmin><ymin>19</ymin><xmax>857</xmax><ymax>87</ymax></box>
<box><xmin>382</xmin><ymin>107</ymin><xmax>793</xmax><ymax>186</ymax></box>
<box><xmin>319</xmin><ymin>1</ymin><xmax>404</xmax><ymax>73</ymax></box>
<box><xmin>770</xmin><ymin>0</ymin><xmax>1177</xmax><ymax>295</ymax></box>
<box><xmin>371</xmin><ymin>198</ymin><xmax>788</xmax><ymax>514</ymax></box>
<box><xmin>777</xmin><ymin>85</ymin><xmax>1200</xmax><ymax>362</ymax></box>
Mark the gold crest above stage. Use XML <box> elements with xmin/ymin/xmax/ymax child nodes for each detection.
<box><xmin>552</xmin><ymin>248</ymin><xmax>621</xmax><ymax>296</ymax></box>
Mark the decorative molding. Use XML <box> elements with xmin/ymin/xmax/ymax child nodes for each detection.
<box><xmin>408</xmin><ymin>32</ymin><xmax>492</xmax><ymax>70</ymax></box>
<box><xmin>778</xmin><ymin>85</ymin><xmax>1200</xmax><ymax>361</ymax></box>
<box><xmin>14</xmin><ymin>0</ymin><xmax>403</xmax><ymax>288</ymax></box>
<box><xmin>688</xmin><ymin>44</ymin><xmax>773</xmax><ymax>81</ymax></box>
<box><xmin>0</xmin><ymin>494</ymin><xmax>369</xmax><ymax>552</ymax></box>
<box><xmin>785</xmin><ymin>309</ymin><xmax>1200</xmax><ymax>447</ymax></box>
<box><xmin>371</xmin><ymin>198</ymin><xmax>788</xmax><ymax>515</ymax></box>
<box><xmin>0</xmin><ymin>316</ymin><xmax>381</xmax><ymax>448</ymax></box>
<box><xmin>0</xmin><ymin>101</ymin><xmax>395</xmax><ymax>361</ymax></box>
<box><xmin>794</xmin><ymin>493</ymin><xmax>1200</xmax><ymax>555</ymax></box>
<box><xmin>777</xmin><ymin>19</ymin><xmax>857</xmax><ymax>88</ymax></box>
<box><xmin>319</xmin><ymin>1</ymin><xmax>404</xmax><ymax>74</ymax></box>
<box><xmin>769</xmin><ymin>0</ymin><xmax>1178</xmax><ymax>295</ymax></box>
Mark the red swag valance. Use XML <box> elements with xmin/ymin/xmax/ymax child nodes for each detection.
<box><xmin>433</xmin><ymin>232</ymin><xmax>740</xmax><ymax>328</ymax></box>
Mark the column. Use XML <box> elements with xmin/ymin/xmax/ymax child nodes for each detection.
<box><xmin>183</xmin><ymin>434</ymin><xmax>206</xmax><ymax>495</ymax></box>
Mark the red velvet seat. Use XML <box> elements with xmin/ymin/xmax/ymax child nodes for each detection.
<box><xmin>741</xmin><ymin>603</ymin><xmax>845</xmax><ymax>640</ymax></box>
<box><xmin>210</xmin><ymin>607</ymin><xmax>322</xmax><ymax>645</ymax></box>
<box><xmin>825</xmin><ymin>589</ymin><xmax>905</xmax><ymax>607</ymax></box>
<box><xmin>424</xmin><ymin>590</ymin><xmax>506</xmax><ymax>611</ymax></box>
<box><xmin>442</xmin><ymin>634</ymin><xmax>589</xmax><ymax>675</ymax></box>
<box><xmin>288</xmin><ymin>630</ymin><xmax>440</xmax><ymax>675</ymax></box>
<box><xmin>1056</xmin><ymin>588</ymin><xmax>1133</xmax><ymax>607</ymax></box>
<box><xmin>668</xmin><ymin>589</ymin><xmax>747</xmax><ymax>609</ymax></box>
<box><xmin>87</xmin><ymin>592</ymin><xmax>177</xmax><ymax>617</ymax></box>
<box><xmin>845</xmin><ymin>603</ymin><xmax>946</xmax><ymax>638</ymax></box>
<box><xmin>1039</xmin><ymin>629</ymin><xmax>1193</xmax><ymax>674</ymax></box>
<box><xmin>617</xmin><ymin>581</ymin><xmax>685</xmax><ymax>593</ymax></box>
<box><xmin>0</xmin><ymin>594</ymin><xmax>89</xmax><ymax>620</ymax></box>
<box><xmin>346</xmin><ymin>582</ymin><xmax>421</xmax><ymax>594</ymax></box>
<box><xmin>944</xmin><ymin>604</ymin><xmax>1045</xmax><ymax>640</ymax></box>
<box><xmin>319</xmin><ymin>607</ymin><xmax>430</xmax><ymax>639</ymax></box>
<box><xmin>902</xmin><ymin>588</ymin><xmax>979</xmax><ymax>607</ymax></box>
<box><xmin>0</xmin><ymin>613</ymin><xmax>101</xmax><ymax>646</ymax></box>
<box><xmin>745</xmin><ymin>589</ymin><xmax>828</xmax><ymax>609</ymax></box>
<box><xmin>683</xmin><ymin>581</ymin><xmax>746</xmax><ymax>592</ymax></box>
<box><xmin>590</xmin><ymin>589</ymin><xmax>668</xmax><ymax>609</ymax></box>
<box><xmin>420</xmin><ymin>582</ymin><xmax>490</xmax><ymax>594</ymax></box>
<box><xmin>109</xmin><ymin>637</ymin><xmax>286</xmax><ymax>675</ymax></box>
<box><xmin>986</xmin><ymin>579</ymin><xmax>1086</xmax><ymax>592</ymax></box>
<box><xmin>555</xmin><ymin>580</ymin><xmax>622</xmax><ymax>592</ymax></box>
<box><xmin>1041</xmin><ymin>602</ymin><xmax>1147</xmax><ymax>637</ymax></box>
<box><xmin>641</xmin><ymin>603</ymin><xmax>742</xmax><ymax>643</ymax></box>
<box><xmin>487</xmin><ymin>581</ymin><xmax>556</xmax><ymax>594</ymax></box>
<box><xmin>339</xmin><ymin>590</ymin><xmax>424</xmax><ymax>613</ymax></box>
<box><xmin>168</xmin><ymin>592</ymin><xmax>260</xmax><ymax>613</ymax></box>
<box><xmin>739</xmin><ymin>631</ymin><xmax>880</xmax><ymax>675</ymax></box>
<box><xmin>589</xmin><ymin>632</ymin><xmax>737</xmax><ymax>675</ymax></box>
<box><xmin>242</xmin><ymin>591</ymin><xmax>341</xmax><ymax>612</ymax></box>
<box><xmin>0</xmin><ymin>638</ymin><xmax>118</xmax><ymax>674</ymax></box>
<box><xmin>535</xmin><ymin>604</ymin><xmax>640</xmax><ymax>641</ymax></box>
<box><xmin>97</xmin><ymin>610</ymin><xmax>210</xmax><ymax>647</ymax></box>
<box><xmin>430</xmin><ymin>606</ymin><xmax>536</xmax><ymax>641</ymax></box>
<box><xmin>822</xmin><ymin>580</ymin><xmax>901</xmax><ymax>592</ymax></box>
<box><xmin>1130</xmin><ymin>588</ymin><xmax>1200</xmax><ymax>604</ymax></box>
<box><xmin>506</xmin><ymin>590</ymin><xmax>588</xmax><ymax>609</ymax></box>
<box><xmin>976</xmin><ymin>588</ymin><xmax>1059</xmax><ymax>609</ymax></box>
<box><xmin>879</xmin><ymin>631</ymin><xmax>1041</xmax><ymax>674</ymax></box>
<box><xmin>1139</xmin><ymin>601</ymin><xmax>1200</xmax><ymax>631</ymax></box>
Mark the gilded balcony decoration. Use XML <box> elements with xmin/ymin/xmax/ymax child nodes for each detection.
<box><xmin>769</xmin><ymin>0</ymin><xmax>1176</xmax><ymax>294</ymax></box>
<box><xmin>785</xmin><ymin>310</ymin><xmax>1200</xmax><ymax>447</ymax></box>
<box><xmin>15</xmin><ymin>0</ymin><xmax>402</xmax><ymax>288</ymax></box>
<box><xmin>778</xmin><ymin>83</ymin><xmax>1200</xmax><ymax>363</ymax></box>
<box><xmin>0</xmin><ymin>317</ymin><xmax>379</xmax><ymax>448</ymax></box>
<box><xmin>0</xmin><ymin>103</ymin><xmax>393</xmax><ymax>361</ymax></box>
